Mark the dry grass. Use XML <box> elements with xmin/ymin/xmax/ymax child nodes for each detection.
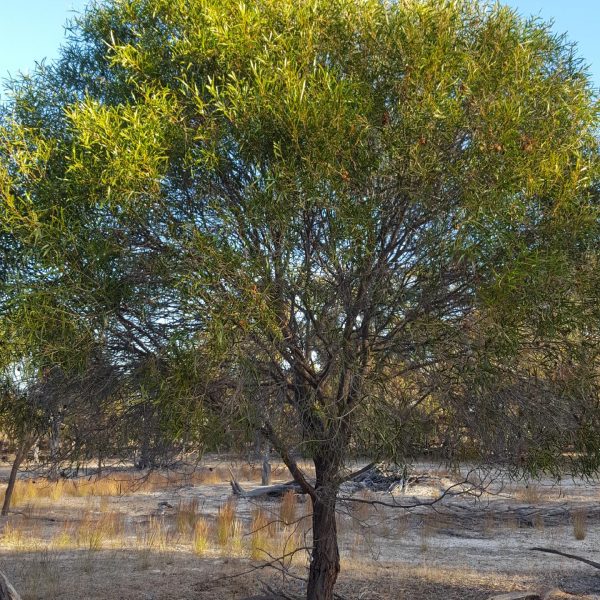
<box><xmin>572</xmin><ymin>508</ymin><xmax>587</xmax><ymax>540</ymax></box>
<box><xmin>532</xmin><ymin>512</ymin><xmax>545</xmax><ymax>531</ymax></box>
<box><xmin>2</xmin><ymin>456</ymin><xmax>599</xmax><ymax>600</ymax></box>
<box><xmin>137</xmin><ymin>516</ymin><xmax>170</xmax><ymax>551</ymax></box>
<box><xmin>482</xmin><ymin>511</ymin><xmax>496</xmax><ymax>535</ymax></box>
<box><xmin>26</xmin><ymin>549</ymin><xmax>62</xmax><ymax>598</ymax></box>
<box><xmin>76</xmin><ymin>511</ymin><xmax>106</xmax><ymax>550</ymax></box>
<box><xmin>176</xmin><ymin>498</ymin><xmax>200</xmax><ymax>534</ymax></box>
<box><xmin>506</xmin><ymin>513</ymin><xmax>520</xmax><ymax>530</ymax></box>
<box><xmin>4</xmin><ymin>467</ymin><xmax>236</xmax><ymax>509</ymax></box>
<box><xmin>280</xmin><ymin>490</ymin><xmax>297</xmax><ymax>526</ymax></box>
<box><xmin>52</xmin><ymin>522</ymin><xmax>76</xmax><ymax>549</ymax></box>
<box><xmin>419</xmin><ymin>513</ymin><xmax>441</xmax><ymax>552</ymax></box>
<box><xmin>2</xmin><ymin>457</ymin><xmax>299</xmax><ymax>511</ymax></box>
<box><xmin>193</xmin><ymin>517</ymin><xmax>210</xmax><ymax>555</ymax></box>
<box><xmin>0</xmin><ymin>461</ymin><xmax>594</xmax><ymax>600</ymax></box>
<box><xmin>517</xmin><ymin>483</ymin><xmax>543</xmax><ymax>504</ymax></box>
<box><xmin>188</xmin><ymin>467</ymin><xmax>229</xmax><ymax>485</ymax></box>
<box><xmin>250</xmin><ymin>508</ymin><xmax>278</xmax><ymax>560</ymax></box>
<box><xmin>7</xmin><ymin>474</ymin><xmax>139</xmax><ymax>507</ymax></box>
<box><xmin>229</xmin><ymin>518</ymin><xmax>244</xmax><ymax>555</ymax></box>
<box><xmin>99</xmin><ymin>510</ymin><xmax>126</xmax><ymax>539</ymax></box>
<box><xmin>1</xmin><ymin>520</ymin><xmax>28</xmax><ymax>549</ymax></box>
<box><xmin>279</xmin><ymin>527</ymin><xmax>304</xmax><ymax>568</ymax></box>
<box><xmin>236</xmin><ymin>464</ymin><xmax>263</xmax><ymax>482</ymax></box>
<box><xmin>216</xmin><ymin>499</ymin><xmax>237</xmax><ymax>547</ymax></box>
<box><xmin>351</xmin><ymin>490</ymin><xmax>373</xmax><ymax>526</ymax></box>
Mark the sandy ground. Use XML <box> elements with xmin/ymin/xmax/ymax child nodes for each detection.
<box><xmin>0</xmin><ymin>458</ymin><xmax>599</xmax><ymax>599</ymax></box>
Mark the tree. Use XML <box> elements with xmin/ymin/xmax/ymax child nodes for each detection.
<box><xmin>1</xmin><ymin>1</ymin><xmax>599</xmax><ymax>598</ymax></box>
<box><xmin>0</xmin><ymin>369</ymin><xmax>42</xmax><ymax>516</ymax></box>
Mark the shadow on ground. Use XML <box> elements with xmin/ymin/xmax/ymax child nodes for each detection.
<box><xmin>2</xmin><ymin>547</ymin><xmax>595</xmax><ymax>600</ymax></box>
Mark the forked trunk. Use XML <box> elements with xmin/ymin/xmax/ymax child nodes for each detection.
<box><xmin>307</xmin><ymin>489</ymin><xmax>340</xmax><ymax>600</ymax></box>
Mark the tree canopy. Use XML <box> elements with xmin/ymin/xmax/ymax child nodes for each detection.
<box><xmin>1</xmin><ymin>1</ymin><xmax>599</xmax><ymax>598</ymax></box>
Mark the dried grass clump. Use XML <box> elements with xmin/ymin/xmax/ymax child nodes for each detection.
<box><xmin>98</xmin><ymin>510</ymin><xmax>126</xmax><ymax>539</ymax></box>
<box><xmin>518</xmin><ymin>483</ymin><xmax>542</xmax><ymax>504</ymax></box>
<box><xmin>351</xmin><ymin>490</ymin><xmax>373</xmax><ymax>527</ymax></box>
<box><xmin>190</xmin><ymin>467</ymin><xmax>228</xmax><ymax>485</ymax></box>
<box><xmin>176</xmin><ymin>498</ymin><xmax>200</xmax><ymax>534</ymax></box>
<box><xmin>1</xmin><ymin>521</ymin><xmax>27</xmax><ymax>549</ymax></box>
<box><xmin>573</xmin><ymin>508</ymin><xmax>587</xmax><ymax>540</ymax></box>
<box><xmin>193</xmin><ymin>518</ymin><xmax>211</xmax><ymax>555</ymax></box>
<box><xmin>52</xmin><ymin>522</ymin><xmax>76</xmax><ymax>549</ymax></box>
<box><xmin>482</xmin><ymin>511</ymin><xmax>496</xmax><ymax>534</ymax></box>
<box><xmin>76</xmin><ymin>512</ymin><xmax>105</xmax><ymax>550</ymax></box>
<box><xmin>8</xmin><ymin>471</ymin><xmax>195</xmax><ymax>508</ymax></box>
<box><xmin>532</xmin><ymin>512</ymin><xmax>545</xmax><ymax>531</ymax></box>
<box><xmin>250</xmin><ymin>509</ymin><xmax>271</xmax><ymax>560</ymax></box>
<box><xmin>10</xmin><ymin>479</ymin><xmax>58</xmax><ymax>506</ymax></box>
<box><xmin>281</xmin><ymin>529</ymin><xmax>305</xmax><ymax>567</ymax></box>
<box><xmin>28</xmin><ymin>549</ymin><xmax>62</xmax><ymax>597</ymax></box>
<box><xmin>280</xmin><ymin>490</ymin><xmax>297</xmax><ymax>526</ymax></box>
<box><xmin>145</xmin><ymin>516</ymin><xmax>170</xmax><ymax>550</ymax></box>
<box><xmin>229</xmin><ymin>519</ymin><xmax>244</xmax><ymax>555</ymax></box>
<box><xmin>217</xmin><ymin>500</ymin><xmax>237</xmax><ymax>547</ymax></box>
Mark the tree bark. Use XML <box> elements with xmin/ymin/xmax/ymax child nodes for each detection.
<box><xmin>260</xmin><ymin>420</ymin><xmax>342</xmax><ymax>600</ymax></box>
<box><xmin>261</xmin><ymin>448</ymin><xmax>272</xmax><ymax>486</ymax></box>
<box><xmin>48</xmin><ymin>413</ymin><xmax>62</xmax><ymax>481</ymax></box>
<box><xmin>307</xmin><ymin>488</ymin><xmax>340</xmax><ymax>600</ymax></box>
<box><xmin>230</xmin><ymin>479</ymin><xmax>303</xmax><ymax>498</ymax></box>
<box><xmin>2</xmin><ymin>439</ymin><xmax>33</xmax><ymax>516</ymax></box>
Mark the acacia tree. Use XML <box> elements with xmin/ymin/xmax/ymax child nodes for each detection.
<box><xmin>1</xmin><ymin>1</ymin><xmax>599</xmax><ymax>598</ymax></box>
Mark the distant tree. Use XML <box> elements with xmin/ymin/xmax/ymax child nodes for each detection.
<box><xmin>0</xmin><ymin>369</ymin><xmax>42</xmax><ymax>516</ymax></box>
<box><xmin>1</xmin><ymin>1</ymin><xmax>598</xmax><ymax>598</ymax></box>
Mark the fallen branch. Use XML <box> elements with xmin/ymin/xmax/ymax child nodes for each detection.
<box><xmin>230</xmin><ymin>478</ymin><xmax>304</xmax><ymax>498</ymax></box>
<box><xmin>530</xmin><ymin>547</ymin><xmax>600</xmax><ymax>570</ymax></box>
<box><xmin>230</xmin><ymin>463</ymin><xmax>402</xmax><ymax>498</ymax></box>
<box><xmin>0</xmin><ymin>571</ymin><xmax>21</xmax><ymax>600</ymax></box>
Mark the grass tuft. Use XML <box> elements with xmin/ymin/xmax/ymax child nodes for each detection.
<box><xmin>573</xmin><ymin>508</ymin><xmax>587</xmax><ymax>540</ymax></box>
<box><xmin>250</xmin><ymin>508</ymin><xmax>270</xmax><ymax>560</ymax></box>
<box><xmin>176</xmin><ymin>498</ymin><xmax>200</xmax><ymax>534</ymax></box>
<box><xmin>216</xmin><ymin>499</ymin><xmax>237</xmax><ymax>548</ymax></box>
<box><xmin>193</xmin><ymin>517</ymin><xmax>211</xmax><ymax>555</ymax></box>
<box><xmin>280</xmin><ymin>490</ymin><xmax>297</xmax><ymax>526</ymax></box>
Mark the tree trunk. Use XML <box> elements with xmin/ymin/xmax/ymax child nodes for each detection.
<box><xmin>2</xmin><ymin>440</ymin><xmax>32</xmax><ymax>516</ymax></box>
<box><xmin>48</xmin><ymin>413</ymin><xmax>62</xmax><ymax>481</ymax></box>
<box><xmin>261</xmin><ymin>447</ymin><xmax>272</xmax><ymax>486</ymax></box>
<box><xmin>307</xmin><ymin>488</ymin><xmax>340</xmax><ymax>600</ymax></box>
<box><xmin>136</xmin><ymin>403</ymin><xmax>154</xmax><ymax>469</ymax></box>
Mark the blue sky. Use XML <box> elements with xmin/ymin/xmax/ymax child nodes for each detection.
<box><xmin>0</xmin><ymin>0</ymin><xmax>599</xmax><ymax>88</ymax></box>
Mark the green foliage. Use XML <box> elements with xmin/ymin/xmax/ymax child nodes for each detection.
<box><xmin>0</xmin><ymin>0</ymin><xmax>598</xmax><ymax>469</ymax></box>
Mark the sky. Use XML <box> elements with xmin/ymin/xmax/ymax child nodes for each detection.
<box><xmin>0</xmin><ymin>0</ymin><xmax>599</xmax><ymax>88</ymax></box>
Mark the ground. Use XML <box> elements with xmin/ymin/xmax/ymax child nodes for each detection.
<box><xmin>0</xmin><ymin>458</ymin><xmax>599</xmax><ymax>599</ymax></box>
